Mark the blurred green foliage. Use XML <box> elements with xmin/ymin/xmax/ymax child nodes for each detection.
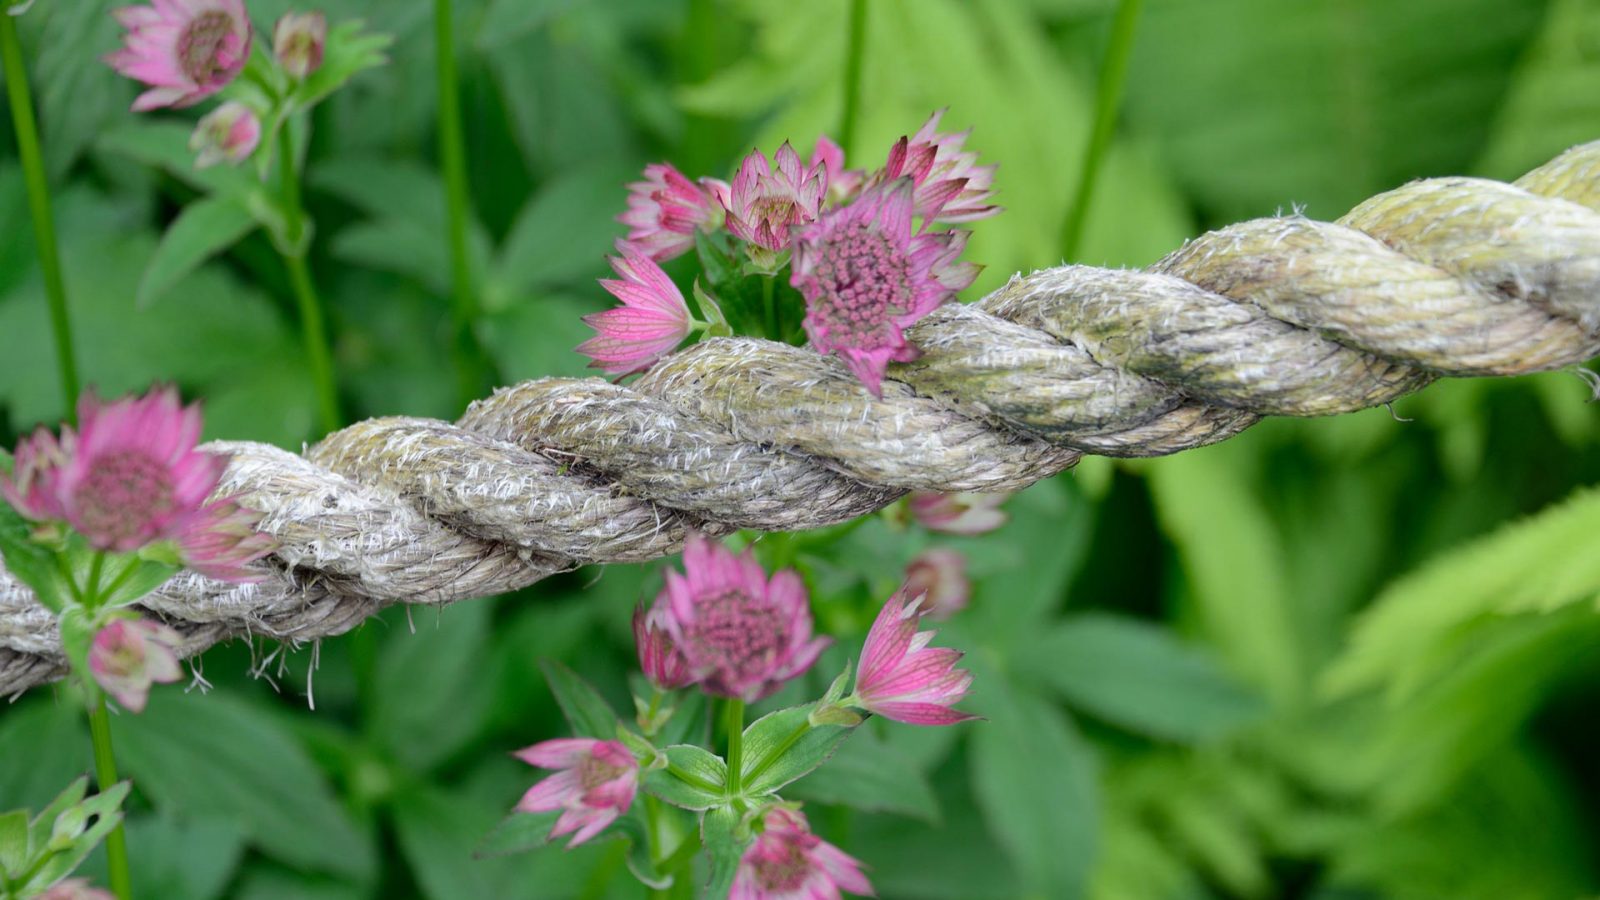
<box><xmin>3</xmin><ymin>0</ymin><xmax>1600</xmax><ymax>897</ymax></box>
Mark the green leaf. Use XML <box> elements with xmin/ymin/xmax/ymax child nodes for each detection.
<box><xmin>96</xmin><ymin>122</ymin><xmax>255</xmax><ymax>196</ymax></box>
<box><xmin>84</xmin><ymin>815</ymin><xmax>247</xmax><ymax>900</ymax></box>
<box><xmin>0</xmin><ymin>704</ymin><xmax>87</xmax><ymax>815</ymax></box>
<box><xmin>473</xmin><ymin>810</ymin><xmax>562</xmax><ymax>859</ymax></box>
<box><xmin>0</xmin><ymin>809</ymin><xmax>29</xmax><ymax>875</ymax></box>
<box><xmin>1015</xmin><ymin>614</ymin><xmax>1264</xmax><ymax>742</ymax></box>
<box><xmin>112</xmin><ymin>691</ymin><xmax>375</xmax><ymax>882</ymax></box>
<box><xmin>292</xmin><ymin>20</ymin><xmax>393</xmax><ymax>109</ymax></box>
<box><xmin>98</xmin><ymin>553</ymin><xmax>180</xmax><ymax>609</ymax></box>
<box><xmin>474</xmin><ymin>0</ymin><xmax>581</xmax><ymax>50</ymax></box>
<box><xmin>0</xmin><ymin>499</ymin><xmax>71</xmax><ymax>613</ymax></box>
<box><xmin>488</xmin><ymin>163</ymin><xmax>634</xmax><ymax>303</ymax></box>
<box><xmin>699</xmin><ymin>806</ymin><xmax>744</xmax><ymax>900</ymax></box>
<box><xmin>31</xmin><ymin>0</ymin><xmax>125</xmax><ymax>181</ymax></box>
<box><xmin>28</xmin><ymin>782</ymin><xmax>129</xmax><ymax>893</ymax></box>
<box><xmin>370</xmin><ymin>602</ymin><xmax>494</xmax><ymax>770</ymax></box>
<box><xmin>539</xmin><ymin>659</ymin><xmax>620</xmax><ymax>739</ymax></box>
<box><xmin>970</xmin><ymin>676</ymin><xmax>1098</xmax><ymax>898</ymax></box>
<box><xmin>787</xmin><ymin>725</ymin><xmax>939</xmax><ymax>821</ymax></box>
<box><xmin>646</xmin><ymin>745</ymin><xmax>728</xmax><ymax>810</ymax></box>
<box><xmin>27</xmin><ymin>776</ymin><xmax>87</xmax><ymax>853</ymax></box>
<box><xmin>137</xmin><ymin>194</ymin><xmax>258</xmax><ymax>307</ymax></box>
<box><xmin>739</xmin><ymin>704</ymin><xmax>851</xmax><ymax>797</ymax></box>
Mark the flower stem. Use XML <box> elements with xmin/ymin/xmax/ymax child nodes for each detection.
<box><xmin>86</xmin><ymin>694</ymin><xmax>132</xmax><ymax>900</ymax></box>
<box><xmin>433</xmin><ymin>0</ymin><xmax>493</xmax><ymax>410</ymax></box>
<box><xmin>0</xmin><ymin>14</ymin><xmax>80</xmax><ymax>422</ymax></box>
<box><xmin>723</xmin><ymin>698</ymin><xmax>746</xmax><ymax>797</ymax></box>
<box><xmin>838</xmin><ymin>0</ymin><xmax>868</xmax><ymax>154</ymax></box>
<box><xmin>761</xmin><ymin>277</ymin><xmax>777</xmax><ymax>342</ymax></box>
<box><xmin>276</xmin><ymin>124</ymin><xmax>342</xmax><ymax>435</ymax></box>
<box><xmin>1059</xmin><ymin>0</ymin><xmax>1146</xmax><ymax>261</ymax></box>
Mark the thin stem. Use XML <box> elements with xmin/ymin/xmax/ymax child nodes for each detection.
<box><xmin>277</xmin><ymin>125</ymin><xmax>341</xmax><ymax>434</ymax></box>
<box><xmin>761</xmin><ymin>277</ymin><xmax>777</xmax><ymax>342</ymax></box>
<box><xmin>0</xmin><ymin>14</ymin><xmax>80</xmax><ymax>421</ymax></box>
<box><xmin>433</xmin><ymin>0</ymin><xmax>492</xmax><ymax>410</ymax></box>
<box><xmin>837</xmin><ymin>0</ymin><xmax>868</xmax><ymax>154</ymax></box>
<box><xmin>723</xmin><ymin>698</ymin><xmax>746</xmax><ymax>797</ymax></box>
<box><xmin>1059</xmin><ymin>0</ymin><xmax>1146</xmax><ymax>261</ymax></box>
<box><xmin>86</xmin><ymin>696</ymin><xmax>131</xmax><ymax>900</ymax></box>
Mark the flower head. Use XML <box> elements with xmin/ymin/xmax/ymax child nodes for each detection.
<box><xmin>718</xmin><ymin>143</ymin><xmax>827</xmax><ymax>255</ymax></box>
<box><xmin>176</xmin><ymin>499</ymin><xmax>276</xmax><ymax>582</ymax></box>
<box><xmin>89</xmin><ymin>619</ymin><xmax>184</xmax><ymax>713</ymax></box>
<box><xmin>874</xmin><ymin>110</ymin><xmax>999</xmax><ymax>223</ymax></box>
<box><xmin>907</xmin><ymin>491</ymin><xmax>1008</xmax><ymax>535</ymax></box>
<box><xmin>791</xmin><ymin>180</ymin><xmax>978</xmax><ymax>396</ymax></box>
<box><xmin>731</xmin><ymin>807</ymin><xmax>873</xmax><ymax>900</ymax></box>
<box><xmin>656</xmin><ymin>533</ymin><xmax>829</xmax><ymax>702</ymax></box>
<box><xmin>902</xmin><ymin>549</ymin><xmax>969</xmax><ymax>620</ymax></box>
<box><xmin>577</xmin><ymin>245</ymin><xmax>694</xmax><ymax>375</ymax></box>
<box><xmin>514</xmin><ymin>738</ymin><xmax>638</xmax><ymax>847</ymax></box>
<box><xmin>851</xmin><ymin>587</ymin><xmax>975</xmax><ymax>726</ymax></box>
<box><xmin>273</xmin><ymin>10</ymin><xmax>327</xmax><ymax>80</ymax></box>
<box><xmin>1</xmin><ymin>426</ymin><xmax>69</xmax><ymax>523</ymax></box>
<box><xmin>106</xmin><ymin>0</ymin><xmax>252</xmax><ymax>111</ymax></box>
<box><xmin>634</xmin><ymin>602</ymin><xmax>695</xmax><ymax>691</ymax></box>
<box><xmin>190</xmin><ymin>101</ymin><xmax>260</xmax><ymax>168</ymax></box>
<box><xmin>619</xmin><ymin>163</ymin><xmax>726</xmax><ymax>261</ymax></box>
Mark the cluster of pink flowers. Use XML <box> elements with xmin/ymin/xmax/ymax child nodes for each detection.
<box><xmin>731</xmin><ymin>807</ymin><xmax>872</xmax><ymax>899</ymax></box>
<box><xmin>584</xmin><ymin>111</ymin><xmax>999</xmax><ymax>394</ymax></box>
<box><xmin>106</xmin><ymin>0</ymin><xmax>328</xmax><ymax>167</ymax></box>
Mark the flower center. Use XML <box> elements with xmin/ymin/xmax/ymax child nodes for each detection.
<box><xmin>685</xmin><ymin>589</ymin><xmax>786</xmax><ymax>686</ymax></box>
<box><xmin>177</xmin><ymin>10</ymin><xmax>235</xmax><ymax>84</ymax></box>
<box><xmin>752</xmin><ymin>837</ymin><xmax>811</xmax><ymax>892</ymax></box>
<box><xmin>809</xmin><ymin>221</ymin><xmax>910</xmax><ymax>346</ymax></box>
<box><xmin>73</xmin><ymin>450</ymin><xmax>176</xmax><ymax>547</ymax></box>
<box><xmin>577</xmin><ymin>755</ymin><xmax>627</xmax><ymax>791</ymax></box>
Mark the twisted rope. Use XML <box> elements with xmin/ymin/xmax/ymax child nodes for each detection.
<box><xmin>6</xmin><ymin>142</ymin><xmax>1600</xmax><ymax>696</ymax></box>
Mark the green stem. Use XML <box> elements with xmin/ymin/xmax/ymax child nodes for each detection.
<box><xmin>837</xmin><ymin>0</ymin><xmax>868</xmax><ymax>154</ymax></box>
<box><xmin>761</xmin><ymin>277</ymin><xmax>777</xmax><ymax>342</ymax></box>
<box><xmin>276</xmin><ymin>125</ymin><xmax>341</xmax><ymax>434</ymax></box>
<box><xmin>86</xmin><ymin>696</ymin><xmax>131</xmax><ymax>900</ymax></box>
<box><xmin>433</xmin><ymin>0</ymin><xmax>492</xmax><ymax>410</ymax></box>
<box><xmin>1059</xmin><ymin>0</ymin><xmax>1146</xmax><ymax>261</ymax></box>
<box><xmin>723</xmin><ymin>698</ymin><xmax>746</xmax><ymax>797</ymax></box>
<box><xmin>0</xmin><ymin>14</ymin><xmax>80</xmax><ymax>422</ymax></box>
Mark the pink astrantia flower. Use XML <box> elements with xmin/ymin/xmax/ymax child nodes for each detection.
<box><xmin>105</xmin><ymin>0</ymin><xmax>252</xmax><ymax>112</ymax></box>
<box><xmin>731</xmin><ymin>808</ymin><xmax>873</xmax><ymax>900</ymax></box>
<box><xmin>190</xmin><ymin>101</ymin><xmax>261</xmax><ymax>168</ymax></box>
<box><xmin>791</xmin><ymin>180</ymin><xmax>978</xmax><ymax>396</ymax></box>
<box><xmin>657</xmin><ymin>533</ymin><xmax>829</xmax><ymax>702</ymax></box>
<box><xmin>619</xmin><ymin>163</ymin><xmax>726</xmax><ymax>262</ymax></box>
<box><xmin>811</xmin><ymin>136</ymin><xmax>864</xmax><ymax>206</ymax></box>
<box><xmin>875</xmin><ymin>109</ymin><xmax>999</xmax><ymax>223</ymax></box>
<box><xmin>176</xmin><ymin>499</ymin><xmax>276</xmax><ymax>582</ymax></box>
<box><xmin>717</xmin><ymin>143</ymin><xmax>827</xmax><ymax>254</ymax></box>
<box><xmin>89</xmin><ymin>619</ymin><xmax>184</xmax><ymax>713</ymax></box>
<box><xmin>577</xmin><ymin>245</ymin><xmax>694</xmax><ymax>375</ymax></box>
<box><xmin>902</xmin><ymin>548</ymin><xmax>970</xmax><ymax>620</ymax></box>
<box><xmin>514</xmin><ymin>738</ymin><xmax>638</xmax><ymax>847</ymax></box>
<box><xmin>906</xmin><ymin>491</ymin><xmax>1008</xmax><ymax>535</ymax></box>
<box><xmin>273</xmin><ymin>10</ymin><xmax>327</xmax><ymax>79</ymax></box>
<box><xmin>850</xmin><ymin>587</ymin><xmax>976</xmax><ymax>726</ymax></box>
<box><xmin>1</xmin><ymin>427</ymin><xmax>69</xmax><ymax>523</ymax></box>
<box><xmin>634</xmin><ymin>602</ymin><xmax>695</xmax><ymax>691</ymax></box>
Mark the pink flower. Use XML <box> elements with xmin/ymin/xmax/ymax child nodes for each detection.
<box><xmin>657</xmin><ymin>533</ymin><xmax>829</xmax><ymax>702</ymax></box>
<box><xmin>89</xmin><ymin>619</ymin><xmax>184</xmax><ymax>713</ymax></box>
<box><xmin>577</xmin><ymin>245</ymin><xmax>694</xmax><ymax>375</ymax></box>
<box><xmin>717</xmin><ymin>143</ymin><xmax>827</xmax><ymax>254</ymax></box>
<box><xmin>37</xmin><ymin>880</ymin><xmax>116</xmax><ymax>900</ymax></box>
<box><xmin>907</xmin><ymin>491</ymin><xmax>1008</xmax><ymax>535</ymax></box>
<box><xmin>791</xmin><ymin>180</ymin><xmax>978</xmax><ymax>396</ymax></box>
<box><xmin>105</xmin><ymin>0</ymin><xmax>252</xmax><ymax>112</ymax></box>
<box><xmin>175</xmin><ymin>499</ymin><xmax>276</xmax><ymax>582</ymax></box>
<box><xmin>1</xmin><ymin>427</ymin><xmax>69</xmax><ymax>522</ymax></box>
<box><xmin>874</xmin><ymin>110</ymin><xmax>999</xmax><ymax>223</ymax></box>
<box><xmin>514</xmin><ymin>738</ymin><xmax>638</xmax><ymax>847</ymax></box>
<box><xmin>273</xmin><ymin>10</ymin><xmax>327</xmax><ymax>80</ymax></box>
<box><xmin>619</xmin><ymin>163</ymin><xmax>726</xmax><ymax>261</ymax></box>
<box><xmin>633</xmin><ymin>602</ymin><xmax>695</xmax><ymax>691</ymax></box>
<box><xmin>811</xmin><ymin>136</ymin><xmax>864</xmax><ymax>205</ymax></box>
<box><xmin>731</xmin><ymin>808</ymin><xmax>873</xmax><ymax>900</ymax></box>
<box><xmin>851</xmin><ymin>587</ymin><xmax>975</xmax><ymax>726</ymax></box>
<box><xmin>902</xmin><ymin>549</ymin><xmax>969</xmax><ymax>620</ymax></box>
<box><xmin>190</xmin><ymin>101</ymin><xmax>260</xmax><ymax>168</ymax></box>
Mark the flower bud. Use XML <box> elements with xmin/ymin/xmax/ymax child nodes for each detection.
<box><xmin>903</xmin><ymin>548</ymin><xmax>970</xmax><ymax>619</ymax></box>
<box><xmin>190</xmin><ymin>101</ymin><xmax>260</xmax><ymax>168</ymax></box>
<box><xmin>274</xmin><ymin>11</ymin><xmax>326</xmax><ymax>80</ymax></box>
<box><xmin>89</xmin><ymin>618</ymin><xmax>184</xmax><ymax>713</ymax></box>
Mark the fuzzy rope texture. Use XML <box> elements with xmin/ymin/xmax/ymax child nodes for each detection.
<box><xmin>5</xmin><ymin>141</ymin><xmax>1600</xmax><ymax>696</ymax></box>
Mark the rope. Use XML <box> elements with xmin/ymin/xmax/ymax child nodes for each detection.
<box><xmin>6</xmin><ymin>141</ymin><xmax>1600</xmax><ymax>696</ymax></box>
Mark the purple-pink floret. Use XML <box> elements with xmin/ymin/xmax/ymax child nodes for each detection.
<box><xmin>717</xmin><ymin>143</ymin><xmax>827</xmax><ymax>253</ymax></box>
<box><xmin>634</xmin><ymin>602</ymin><xmax>696</xmax><ymax>691</ymax></box>
<box><xmin>515</xmin><ymin>738</ymin><xmax>639</xmax><ymax>848</ymax></box>
<box><xmin>89</xmin><ymin>618</ymin><xmax>184</xmax><ymax>713</ymax></box>
<box><xmin>657</xmin><ymin>533</ymin><xmax>829</xmax><ymax>702</ymax></box>
<box><xmin>731</xmin><ymin>808</ymin><xmax>874</xmax><ymax>900</ymax></box>
<box><xmin>875</xmin><ymin>109</ymin><xmax>1000</xmax><ymax>223</ymax></box>
<box><xmin>105</xmin><ymin>0</ymin><xmax>252</xmax><ymax>112</ymax></box>
<box><xmin>791</xmin><ymin>179</ymin><xmax>977</xmax><ymax>396</ymax></box>
<box><xmin>619</xmin><ymin>162</ymin><xmax>726</xmax><ymax>261</ymax></box>
<box><xmin>577</xmin><ymin>244</ymin><xmax>693</xmax><ymax>375</ymax></box>
<box><xmin>852</xmin><ymin>586</ymin><xmax>976</xmax><ymax>726</ymax></box>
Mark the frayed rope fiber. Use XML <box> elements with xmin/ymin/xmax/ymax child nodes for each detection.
<box><xmin>6</xmin><ymin>141</ymin><xmax>1600</xmax><ymax>695</ymax></box>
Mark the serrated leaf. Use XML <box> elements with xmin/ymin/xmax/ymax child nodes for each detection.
<box><xmin>739</xmin><ymin>704</ymin><xmax>851</xmax><ymax>797</ymax></box>
<box><xmin>787</xmin><ymin>725</ymin><xmax>939</xmax><ymax>821</ymax></box>
<box><xmin>489</xmin><ymin>163</ymin><xmax>633</xmax><ymax>301</ymax></box>
<box><xmin>97</xmin><ymin>554</ymin><xmax>179</xmax><ymax>609</ymax></box>
<box><xmin>28</xmin><ymin>782</ymin><xmax>129</xmax><ymax>893</ymax></box>
<box><xmin>700</xmin><ymin>805</ymin><xmax>744</xmax><ymax>899</ymax></box>
<box><xmin>292</xmin><ymin>20</ymin><xmax>393</xmax><ymax>109</ymax></box>
<box><xmin>371</xmin><ymin>602</ymin><xmax>494</xmax><ymax>770</ymax></box>
<box><xmin>539</xmin><ymin>659</ymin><xmax>620</xmax><ymax>739</ymax></box>
<box><xmin>0</xmin><ymin>809</ymin><xmax>29</xmax><ymax>875</ymax></box>
<box><xmin>473</xmin><ymin>810</ymin><xmax>563</xmax><ymax>859</ymax></box>
<box><xmin>138</xmin><ymin>194</ymin><xmax>258</xmax><ymax>307</ymax></box>
<box><xmin>27</xmin><ymin>776</ymin><xmax>88</xmax><ymax>852</ymax></box>
<box><xmin>1016</xmin><ymin>614</ymin><xmax>1264</xmax><ymax>742</ymax></box>
<box><xmin>646</xmin><ymin>746</ymin><xmax>727</xmax><ymax>811</ymax></box>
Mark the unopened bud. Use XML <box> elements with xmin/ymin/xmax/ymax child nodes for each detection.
<box><xmin>274</xmin><ymin>11</ymin><xmax>327</xmax><ymax>80</ymax></box>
